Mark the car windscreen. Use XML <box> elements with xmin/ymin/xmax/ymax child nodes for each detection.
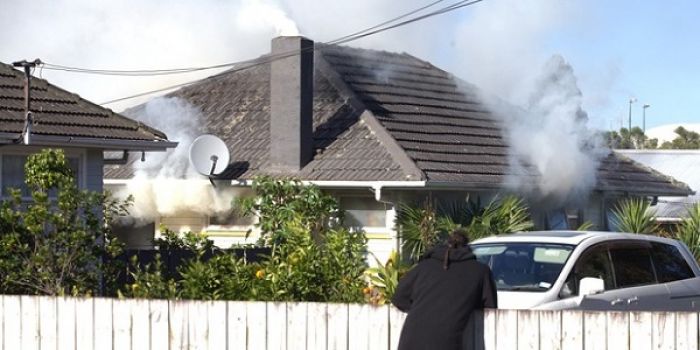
<box><xmin>471</xmin><ymin>243</ymin><xmax>574</xmax><ymax>292</ymax></box>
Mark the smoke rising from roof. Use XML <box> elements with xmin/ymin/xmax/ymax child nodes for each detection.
<box><xmin>112</xmin><ymin>97</ymin><xmax>240</xmax><ymax>224</ymax></box>
<box><xmin>499</xmin><ymin>56</ymin><xmax>607</xmax><ymax>205</ymax></box>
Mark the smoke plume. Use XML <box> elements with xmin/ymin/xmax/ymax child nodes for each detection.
<box><xmin>499</xmin><ymin>56</ymin><xmax>607</xmax><ymax>205</ymax></box>
<box><xmin>112</xmin><ymin>97</ymin><xmax>241</xmax><ymax>224</ymax></box>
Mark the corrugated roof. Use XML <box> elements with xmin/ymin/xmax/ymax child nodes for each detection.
<box><xmin>103</xmin><ymin>43</ymin><xmax>692</xmax><ymax>197</ymax></box>
<box><xmin>0</xmin><ymin>62</ymin><xmax>170</xmax><ymax>145</ymax></box>
<box><xmin>616</xmin><ymin>150</ymin><xmax>700</xmax><ymax>217</ymax></box>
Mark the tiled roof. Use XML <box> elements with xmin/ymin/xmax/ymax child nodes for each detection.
<box><xmin>0</xmin><ymin>62</ymin><xmax>170</xmax><ymax>145</ymax></box>
<box><xmin>103</xmin><ymin>43</ymin><xmax>691</xmax><ymax>197</ymax></box>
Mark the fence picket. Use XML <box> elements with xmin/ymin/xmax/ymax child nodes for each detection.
<box><xmin>583</xmin><ymin>311</ymin><xmax>606</xmax><ymax>350</ymax></box>
<box><xmin>516</xmin><ymin>310</ymin><xmax>538</xmax><ymax>350</ymax></box>
<box><xmin>629</xmin><ymin>312</ymin><xmax>652</xmax><ymax>350</ymax></box>
<box><xmin>93</xmin><ymin>298</ymin><xmax>113</xmax><ymax>350</ymax></box>
<box><xmin>247</xmin><ymin>302</ymin><xmax>267</xmax><ymax>350</ymax></box>
<box><xmin>605</xmin><ymin>312</ymin><xmax>629</xmax><ymax>350</ymax></box>
<box><xmin>368</xmin><ymin>306</ymin><xmax>389</xmax><ymax>350</ymax></box>
<box><xmin>561</xmin><ymin>310</ymin><xmax>583</xmax><ymax>350</ymax></box>
<box><xmin>676</xmin><ymin>312</ymin><xmax>698</xmax><ymax>350</ymax></box>
<box><xmin>327</xmin><ymin>303</ymin><xmax>348</xmax><ymax>350</ymax></box>
<box><xmin>75</xmin><ymin>298</ymin><xmax>94</xmax><ymax>350</ymax></box>
<box><xmin>3</xmin><ymin>296</ymin><xmax>20</xmax><ymax>350</ymax></box>
<box><xmin>39</xmin><ymin>296</ymin><xmax>58</xmax><ymax>350</ymax></box>
<box><xmin>169</xmin><ymin>300</ymin><xmax>189</xmax><ymax>350</ymax></box>
<box><xmin>151</xmin><ymin>299</ymin><xmax>169</xmax><ymax>350</ymax></box>
<box><xmin>57</xmin><ymin>297</ymin><xmax>76</xmax><ymax>350</ymax></box>
<box><xmin>113</xmin><ymin>298</ymin><xmax>132</xmax><ymax>350</ymax></box>
<box><xmin>20</xmin><ymin>295</ymin><xmax>39</xmax><ymax>350</ymax></box>
<box><xmin>267</xmin><ymin>302</ymin><xmax>287</xmax><ymax>350</ymax></box>
<box><xmin>538</xmin><ymin>310</ymin><xmax>561</xmax><ymax>350</ymax></box>
<box><xmin>208</xmin><ymin>300</ymin><xmax>227</xmax><ymax>350</ymax></box>
<box><xmin>495</xmin><ymin>309</ymin><xmax>517</xmax><ymax>350</ymax></box>
<box><xmin>482</xmin><ymin>309</ymin><xmax>497</xmax><ymax>350</ymax></box>
<box><xmin>652</xmin><ymin>312</ymin><xmax>675</xmax><ymax>350</ymax></box>
<box><xmin>227</xmin><ymin>301</ymin><xmax>247</xmax><ymax>350</ymax></box>
<box><xmin>188</xmin><ymin>300</ymin><xmax>209</xmax><ymax>350</ymax></box>
<box><xmin>348</xmin><ymin>303</ymin><xmax>371</xmax><ymax>350</ymax></box>
<box><xmin>307</xmin><ymin>302</ymin><xmax>328</xmax><ymax>350</ymax></box>
<box><xmin>131</xmin><ymin>299</ymin><xmax>150</xmax><ymax>350</ymax></box>
<box><xmin>389</xmin><ymin>307</ymin><xmax>407</xmax><ymax>350</ymax></box>
<box><xmin>287</xmin><ymin>302</ymin><xmax>307</xmax><ymax>350</ymax></box>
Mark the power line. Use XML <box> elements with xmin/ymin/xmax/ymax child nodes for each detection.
<box><xmin>94</xmin><ymin>0</ymin><xmax>484</xmax><ymax>105</ymax></box>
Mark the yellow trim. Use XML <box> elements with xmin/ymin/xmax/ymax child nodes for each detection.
<box><xmin>202</xmin><ymin>230</ymin><xmax>249</xmax><ymax>238</ymax></box>
<box><xmin>365</xmin><ymin>233</ymin><xmax>393</xmax><ymax>240</ymax></box>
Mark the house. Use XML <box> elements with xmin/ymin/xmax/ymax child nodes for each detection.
<box><xmin>615</xmin><ymin>149</ymin><xmax>700</xmax><ymax>225</ymax></box>
<box><xmin>0</xmin><ymin>61</ymin><xmax>175</xmax><ymax>199</ymax></box>
<box><xmin>104</xmin><ymin>37</ymin><xmax>691</xmax><ymax>262</ymax></box>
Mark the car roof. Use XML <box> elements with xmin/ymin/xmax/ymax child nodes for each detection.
<box><xmin>471</xmin><ymin>230</ymin><xmax>679</xmax><ymax>246</ymax></box>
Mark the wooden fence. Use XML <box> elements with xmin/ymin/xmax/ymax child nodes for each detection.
<box><xmin>0</xmin><ymin>295</ymin><xmax>698</xmax><ymax>350</ymax></box>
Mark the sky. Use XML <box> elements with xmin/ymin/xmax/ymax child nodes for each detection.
<box><xmin>1</xmin><ymin>0</ymin><xmax>698</xmax><ymax>132</ymax></box>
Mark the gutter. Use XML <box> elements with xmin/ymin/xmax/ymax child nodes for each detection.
<box><xmin>232</xmin><ymin>179</ymin><xmax>427</xmax><ymax>201</ymax></box>
<box><xmin>0</xmin><ymin>133</ymin><xmax>177</xmax><ymax>151</ymax></box>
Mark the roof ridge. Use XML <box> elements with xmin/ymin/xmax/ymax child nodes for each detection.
<box><xmin>315</xmin><ymin>51</ymin><xmax>425</xmax><ymax>181</ymax></box>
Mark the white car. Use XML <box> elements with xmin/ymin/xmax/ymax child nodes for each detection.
<box><xmin>471</xmin><ymin>231</ymin><xmax>700</xmax><ymax>311</ymax></box>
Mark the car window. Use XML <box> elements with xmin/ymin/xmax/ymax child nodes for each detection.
<box><xmin>651</xmin><ymin>242</ymin><xmax>695</xmax><ymax>282</ymax></box>
<box><xmin>609</xmin><ymin>245</ymin><xmax>656</xmax><ymax>288</ymax></box>
<box><xmin>561</xmin><ymin>244</ymin><xmax>614</xmax><ymax>298</ymax></box>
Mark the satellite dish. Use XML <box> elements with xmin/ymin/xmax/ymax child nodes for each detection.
<box><xmin>189</xmin><ymin>134</ymin><xmax>230</xmax><ymax>176</ymax></box>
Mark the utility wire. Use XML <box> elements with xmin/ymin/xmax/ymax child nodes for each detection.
<box><xmin>93</xmin><ymin>0</ymin><xmax>484</xmax><ymax>105</ymax></box>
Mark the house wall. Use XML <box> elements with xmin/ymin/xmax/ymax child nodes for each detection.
<box><xmin>0</xmin><ymin>145</ymin><xmax>101</xmax><ymax>194</ymax></box>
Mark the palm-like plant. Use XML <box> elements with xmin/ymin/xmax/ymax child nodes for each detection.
<box><xmin>674</xmin><ymin>203</ymin><xmax>700</xmax><ymax>262</ymax></box>
<box><xmin>467</xmin><ymin>196</ymin><xmax>534</xmax><ymax>240</ymax></box>
<box><xmin>611</xmin><ymin>197</ymin><xmax>659</xmax><ymax>233</ymax></box>
<box><xmin>394</xmin><ymin>201</ymin><xmax>449</xmax><ymax>261</ymax></box>
<box><xmin>395</xmin><ymin>195</ymin><xmax>533</xmax><ymax>261</ymax></box>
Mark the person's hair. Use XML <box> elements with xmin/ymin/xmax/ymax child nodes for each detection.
<box><xmin>443</xmin><ymin>229</ymin><xmax>470</xmax><ymax>270</ymax></box>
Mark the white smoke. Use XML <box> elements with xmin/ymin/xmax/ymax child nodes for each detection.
<box><xmin>498</xmin><ymin>56</ymin><xmax>607</xmax><ymax>205</ymax></box>
<box><xmin>112</xmin><ymin>97</ymin><xmax>241</xmax><ymax>224</ymax></box>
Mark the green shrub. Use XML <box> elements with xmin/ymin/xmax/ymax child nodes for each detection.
<box><xmin>674</xmin><ymin>203</ymin><xmax>700</xmax><ymax>262</ymax></box>
<box><xmin>611</xmin><ymin>197</ymin><xmax>659</xmax><ymax>233</ymax></box>
<box><xmin>365</xmin><ymin>251</ymin><xmax>411</xmax><ymax>305</ymax></box>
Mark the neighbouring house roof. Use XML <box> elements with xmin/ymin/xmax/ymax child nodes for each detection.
<box><xmin>103</xmin><ymin>43</ymin><xmax>691</xmax><ymax>197</ymax></box>
<box><xmin>615</xmin><ymin>150</ymin><xmax>700</xmax><ymax>218</ymax></box>
<box><xmin>0</xmin><ymin>62</ymin><xmax>175</xmax><ymax>150</ymax></box>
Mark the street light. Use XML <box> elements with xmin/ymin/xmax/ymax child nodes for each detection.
<box><xmin>628</xmin><ymin>97</ymin><xmax>637</xmax><ymax>131</ymax></box>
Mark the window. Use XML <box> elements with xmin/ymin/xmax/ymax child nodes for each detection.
<box><xmin>340</xmin><ymin>197</ymin><xmax>387</xmax><ymax>228</ymax></box>
<box><xmin>561</xmin><ymin>244</ymin><xmax>614</xmax><ymax>298</ymax></box>
<box><xmin>609</xmin><ymin>244</ymin><xmax>656</xmax><ymax>288</ymax></box>
<box><xmin>651</xmin><ymin>242</ymin><xmax>694</xmax><ymax>282</ymax></box>
<box><xmin>472</xmin><ymin>243</ymin><xmax>574</xmax><ymax>292</ymax></box>
<box><xmin>1</xmin><ymin>153</ymin><xmax>81</xmax><ymax>197</ymax></box>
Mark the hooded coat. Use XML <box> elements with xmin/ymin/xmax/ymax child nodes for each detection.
<box><xmin>391</xmin><ymin>244</ymin><xmax>497</xmax><ymax>350</ymax></box>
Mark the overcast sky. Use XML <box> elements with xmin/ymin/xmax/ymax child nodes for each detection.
<box><xmin>1</xmin><ymin>0</ymin><xmax>698</xmax><ymax>131</ymax></box>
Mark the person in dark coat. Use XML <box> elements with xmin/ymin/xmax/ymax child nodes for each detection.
<box><xmin>391</xmin><ymin>230</ymin><xmax>497</xmax><ymax>350</ymax></box>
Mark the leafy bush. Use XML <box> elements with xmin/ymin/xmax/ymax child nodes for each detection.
<box><xmin>0</xmin><ymin>149</ymin><xmax>127</xmax><ymax>296</ymax></box>
<box><xmin>365</xmin><ymin>251</ymin><xmax>411</xmax><ymax>305</ymax></box>
<box><xmin>611</xmin><ymin>197</ymin><xmax>659</xmax><ymax>233</ymax></box>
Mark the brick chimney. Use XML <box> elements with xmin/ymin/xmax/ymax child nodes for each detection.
<box><xmin>269</xmin><ymin>36</ymin><xmax>314</xmax><ymax>173</ymax></box>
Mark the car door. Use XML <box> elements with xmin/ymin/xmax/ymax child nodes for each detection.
<box><xmin>556</xmin><ymin>243</ymin><xmax>628</xmax><ymax>311</ymax></box>
<box><xmin>651</xmin><ymin>242</ymin><xmax>700</xmax><ymax>311</ymax></box>
<box><xmin>606</xmin><ymin>241</ymin><xmax>668</xmax><ymax>311</ymax></box>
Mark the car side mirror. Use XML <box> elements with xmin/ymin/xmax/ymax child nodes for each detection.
<box><xmin>579</xmin><ymin>277</ymin><xmax>605</xmax><ymax>296</ymax></box>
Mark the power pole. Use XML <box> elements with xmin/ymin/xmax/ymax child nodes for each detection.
<box><xmin>11</xmin><ymin>59</ymin><xmax>41</xmax><ymax>145</ymax></box>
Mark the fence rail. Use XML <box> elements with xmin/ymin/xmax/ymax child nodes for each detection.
<box><xmin>0</xmin><ymin>295</ymin><xmax>698</xmax><ymax>349</ymax></box>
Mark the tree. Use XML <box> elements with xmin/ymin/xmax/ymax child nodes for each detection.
<box><xmin>0</xmin><ymin>149</ymin><xmax>127</xmax><ymax>296</ymax></box>
<box><xmin>660</xmin><ymin>126</ymin><xmax>700</xmax><ymax>149</ymax></box>
<box><xmin>604</xmin><ymin>127</ymin><xmax>658</xmax><ymax>149</ymax></box>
